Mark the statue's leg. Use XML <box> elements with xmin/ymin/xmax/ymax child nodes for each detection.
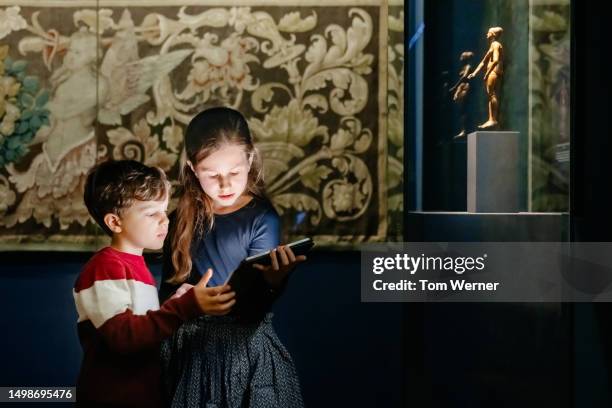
<box><xmin>454</xmin><ymin>98</ymin><xmax>467</xmax><ymax>138</ymax></box>
<box><xmin>489</xmin><ymin>73</ymin><xmax>499</xmax><ymax>123</ymax></box>
<box><xmin>478</xmin><ymin>73</ymin><xmax>499</xmax><ymax>129</ymax></box>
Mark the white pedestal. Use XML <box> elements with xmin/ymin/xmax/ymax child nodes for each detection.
<box><xmin>467</xmin><ymin>131</ymin><xmax>525</xmax><ymax>213</ymax></box>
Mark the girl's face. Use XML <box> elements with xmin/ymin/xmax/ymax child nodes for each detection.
<box><xmin>191</xmin><ymin>144</ymin><xmax>252</xmax><ymax>210</ymax></box>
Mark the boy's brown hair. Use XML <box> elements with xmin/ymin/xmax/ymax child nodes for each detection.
<box><xmin>84</xmin><ymin>160</ymin><xmax>170</xmax><ymax>236</ymax></box>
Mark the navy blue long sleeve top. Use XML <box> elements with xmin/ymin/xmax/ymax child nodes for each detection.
<box><xmin>159</xmin><ymin>197</ymin><xmax>284</xmax><ymax>317</ymax></box>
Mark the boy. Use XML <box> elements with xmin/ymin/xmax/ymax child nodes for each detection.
<box><xmin>74</xmin><ymin>160</ymin><xmax>235</xmax><ymax>407</ymax></box>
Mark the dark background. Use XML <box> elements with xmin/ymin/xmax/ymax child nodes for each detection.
<box><xmin>0</xmin><ymin>251</ymin><xmax>403</xmax><ymax>408</ymax></box>
<box><xmin>403</xmin><ymin>0</ymin><xmax>612</xmax><ymax>407</ymax></box>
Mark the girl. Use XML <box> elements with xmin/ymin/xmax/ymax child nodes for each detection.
<box><xmin>159</xmin><ymin>107</ymin><xmax>305</xmax><ymax>407</ymax></box>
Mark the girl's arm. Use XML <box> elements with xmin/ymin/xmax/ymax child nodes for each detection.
<box><xmin>233</xmin><ymin>208</ymin><xmax>290</xmax><ymax>318</ymax></box>
<box><xmin>249</xmin><ymin>207</ymin><xmax>282</xmax><ymax>255</ymax></box>
<box><xmin>249</xmin><ymin>209</ymin><xmax>305</xmax><ymax>295</ymax></box>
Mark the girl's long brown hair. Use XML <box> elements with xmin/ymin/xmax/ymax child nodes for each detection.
<box><xmin>167</xmin><ymin>107</ymin><xmax>266</xmax><ymax>284</ymax></box>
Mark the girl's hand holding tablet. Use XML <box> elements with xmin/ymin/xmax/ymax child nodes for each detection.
<box><xmin>252</xmin><ymin>245</ymin><xmax>307</xmax><ymax>288</ymax></box>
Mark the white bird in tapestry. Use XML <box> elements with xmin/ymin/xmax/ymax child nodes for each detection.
<box><xmin>98</xmin><ymin>11</ymin><xmax>192</xmax><ymax>126</ymax></box>
<box><xmin>4</xmin><ymin>10</ymin><xmax>191</xmax><ymax>230</ymax></box>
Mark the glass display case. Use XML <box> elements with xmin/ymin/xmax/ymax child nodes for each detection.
<box><xmin>407</xmin><ymin>0</ymin><xmax>570</xmax><ymax>218</ymax></box>
<box><xmin>404</xmin><ymin>4</ymin><xmax>574</xmax><ymax>408</ymax></box>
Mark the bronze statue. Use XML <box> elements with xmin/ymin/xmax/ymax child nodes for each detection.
<box><xmin>449</xmin><ymin>51</ymin><xmax>474</xmax><ymax>138</ymax></box>
<box><xmin>468</xmin><ymin>27</ymin><xmax>504</xmax><ymax>130</ymax></box>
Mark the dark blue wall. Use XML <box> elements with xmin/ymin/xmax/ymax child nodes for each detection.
<box><xmin>0</xmin><ymin>250</ymin><xmax>403</xmax><ymax>408</ymax></box>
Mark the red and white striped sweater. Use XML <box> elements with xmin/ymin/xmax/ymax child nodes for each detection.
<box><xmin>73</xmin><ymin>246</ymin><xmax>201</xmax><ymax>408</ymax></box>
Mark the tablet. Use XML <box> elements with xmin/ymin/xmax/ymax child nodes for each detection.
<box><xmin>244</xmin><ymin>237</ymin><xmax>315</xmax><ymax>267</ymax></box>
<box><xmin>224</xmin><ymin>238</ymin><xmax>314</xmax><ymax>293</ymax></box>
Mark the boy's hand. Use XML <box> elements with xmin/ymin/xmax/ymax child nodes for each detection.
<box><xmin>192</xmin><ymin>268</ymin><xmax>236</xmax><ymax>315</ymax></box>
<box><xmin>253</xmin><ymin>245</ymin><xmax>306</xmax><ymax>288</ymax></box>
<box><xmin>170</xmin><ymin>283</ymin><xmax>194</xmax><ymax>300</ymax></box>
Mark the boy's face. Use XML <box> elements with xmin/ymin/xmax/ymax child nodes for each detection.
<box><xmin>190</xmin><ymin>144</ymin><xmax>252</xmax><ymax>210</ymax></box>
<box><xmin>110</xmin><ymin>197</ymin><xmax>169</xmax><ymax>253</ymax></box>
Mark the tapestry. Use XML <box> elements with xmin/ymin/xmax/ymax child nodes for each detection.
<box><xmin>387</xmin><ymin>0</ymin><xmax>403</xmax><ymax>239</ymax></box>
<box><xmin>529</xmin><ymin>0</ymin><xmax>570</xmax><ymax>212</ymax></box>
<box><xmin>0</xmin><ymin>0</ymin><xmax>399</xmax><ymax>250</ymax></box>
